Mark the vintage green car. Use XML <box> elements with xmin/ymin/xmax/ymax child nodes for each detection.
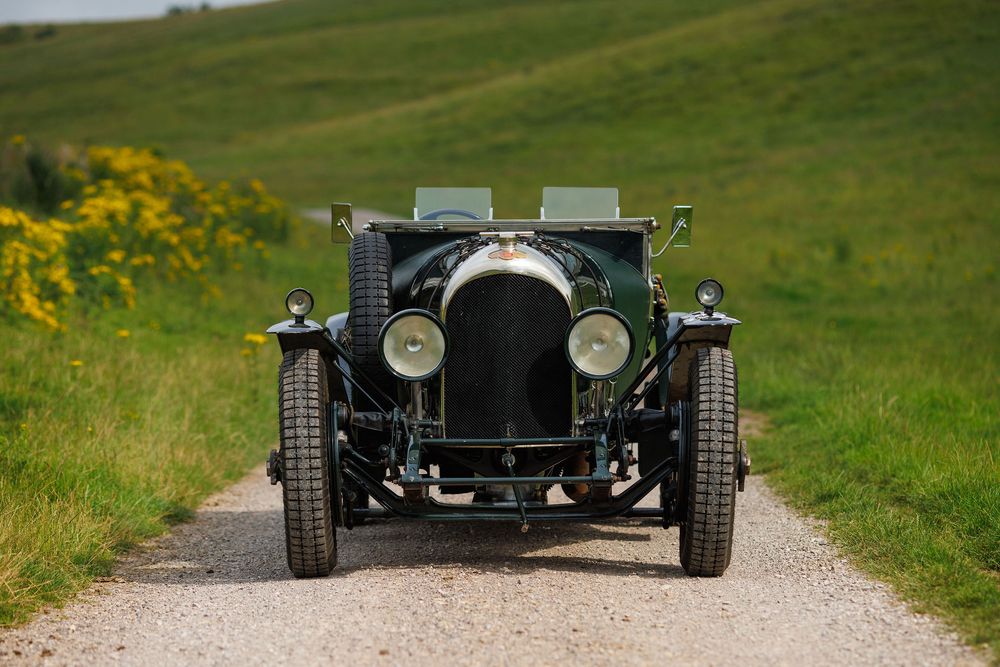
<box><xmin>266</xmin><ymin>187</ymin><xmax>748</xmax><ymax>578</ymax></box>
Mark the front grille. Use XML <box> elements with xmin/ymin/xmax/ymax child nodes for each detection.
<box><xmin>443</xmin><ymin>274</ymin><xmax>572</xmax><ymax>439</ymax></box>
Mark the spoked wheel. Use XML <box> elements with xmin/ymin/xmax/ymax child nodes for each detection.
<box><xmin>279</xmin><ymin>348</ymin><xmax>337</xmax><ymax>577</ymax></box>
<box><xmin>679</xmin><ymin>346</ymin><xmax>739</xmax><ymax>577</ymax></box>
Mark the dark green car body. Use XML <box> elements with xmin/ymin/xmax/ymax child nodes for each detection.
<box><xmin>266</xmin><ymin>188</ymin><xmax>747</xmax><ymax>577</ymax></box>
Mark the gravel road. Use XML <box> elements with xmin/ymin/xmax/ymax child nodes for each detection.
<box><xmin>0</xmin><ymin>438</ymin><xmax>981</xmax><ymax>666</ymax></box>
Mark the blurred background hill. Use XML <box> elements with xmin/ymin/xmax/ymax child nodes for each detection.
<box><xmin>0</xmin><ymin>1</ymin><xmax>995</xmax><ymax>212</ymax></box>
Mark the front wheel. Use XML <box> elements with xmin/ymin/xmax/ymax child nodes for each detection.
<box><xmin>679</xmin><ymin>346</ymin><xmax>738</xmax><ymax>577</ymax></box>
<box><xmin>279</xmin><ymin>348</ymin><xmax>337</xmax><ymax>577</ymax></box>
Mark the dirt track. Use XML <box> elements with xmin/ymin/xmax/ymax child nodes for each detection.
<box><xmin>0</xmin><ymin>451</ymin><xmax>981</xmax><ymax>666</ymax></box>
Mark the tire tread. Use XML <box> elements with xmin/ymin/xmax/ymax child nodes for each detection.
<box><xmin>680</xmin><ymin>346</ymin><xmax>738</xmax><ymax>577</ymax></box>
<box><xmin>279</xmin><ymin>348</ymin><xmax>336</xmax><ymax>577</ymax></box>
<box><xmin>347</xmin><ymin>232</ymin><xmax>394</xmax><ymax>411</ymax></box>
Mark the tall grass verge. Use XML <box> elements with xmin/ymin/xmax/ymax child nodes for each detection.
<box><xmin>0</xmin><ymin>136</ymin><xmax>339</xmax><ymax>623</ymax></box>
<box><xmin>0</xmin><ymin>221</ymin><xmax>344</xmax><ymax>624</ymax></box>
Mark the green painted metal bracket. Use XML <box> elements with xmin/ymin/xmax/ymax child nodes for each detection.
<box><xmin>502</xmin><ymin>451</ymin><xmax>529</xmax><ymax>532</ymax></box>
<box><xmin>593</xmin><ymin>432</ymin><xmax>613</xmax><ymax>486</ymax></box>
<box><xmin>400</xmin><ymin>426</ymin><xmax>427</xmax><ymax>505</ymax></box>
<box><xmin>400</xmin><ymin>430</ymin><xmax>422</xmax><ymax>485</ymax></box>
<box><xmin>329</xmin><ymin>400</ymin><xmax>344</xmax><ymax>527</ymax></box>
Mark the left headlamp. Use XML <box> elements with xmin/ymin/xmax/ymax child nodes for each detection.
<box><xmin>378</xmin><ymin>309</ymin><xmax>449</xmax><ymax>381</ymax></box>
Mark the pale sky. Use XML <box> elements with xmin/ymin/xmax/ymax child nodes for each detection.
<box><xmin>0</xmin><ymin>0</ymin><xmax>269</xmax><ymax>23</ymax></box>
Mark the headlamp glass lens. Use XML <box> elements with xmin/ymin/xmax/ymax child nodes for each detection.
<box><xmin>405</xmin><ymin>335</ymin><xmax>424</xmax><ymax>353</ymax></box>
<box><xmin>380</xmin><ymin>312</ymin><xmax>447</xmax><ymax>380</ymax></box>
<box><xmin>286</xmin><ymin>289</ymin><xmax>313</xmax><ymax>316</ymax></box>
<box><xmin>696</xmin><ymin>279</ymin><xmax>724</xmax><ymax>308</ymax></box>
<box><xmin>567</xmin><ymin>310</ymin><xmax>633</xmax><ymax>379</ymax></box>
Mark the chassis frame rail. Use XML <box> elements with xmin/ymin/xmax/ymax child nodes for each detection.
<box><xmin>343</xmin><ymin>450</ymin><xmax>673</xmax><ymax>522</ymax></box>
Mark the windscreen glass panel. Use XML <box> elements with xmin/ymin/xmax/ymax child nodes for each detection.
<box><xmin>415</xmin><ymin>187</ymin><xmax>492</xmax><ymax>220</ymax></box>
<box><xmin>542</xmin><ymin>187</ymin><xmax>619</xmax><ymax>219</ymax></box>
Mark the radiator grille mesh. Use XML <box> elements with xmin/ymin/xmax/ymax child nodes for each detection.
<box><xmin>443</xmin><ymin>274</ymin><xmax>572</xmax><ymax>438</ymax></box>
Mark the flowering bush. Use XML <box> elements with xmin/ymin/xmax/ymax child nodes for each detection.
<box><xmin>0</xmin><ymin>137</ymin><xmax>292</xmax><ymax>329</ymax></box>
<box><xmin>0</xmin><ymin>206</ymin><xmax>75</xmax><ymax>330</ymax></box>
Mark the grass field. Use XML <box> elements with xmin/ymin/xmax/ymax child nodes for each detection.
<box><xmin>1</xmin><ymin>0</ymin><xmax>998</xmax><ymax>656</ymax></box>
<box><xmin>0</xmin><ymin>221</ymin><xmax>346</xmax><ymax>624</ymax></box>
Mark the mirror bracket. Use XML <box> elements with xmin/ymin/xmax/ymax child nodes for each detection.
<box><xmin>652</xmin><ymin>205</ymin><xmax>692</xmax><ymax>257</ymax></box>
<box><xmin>331</xmin><ymin>203</ymin><xmax>354</xmax><ymax>244</ymax></box>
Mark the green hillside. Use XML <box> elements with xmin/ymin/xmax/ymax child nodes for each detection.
<box><xmin>1</xmin><ymin>0</ymin><xmax>998</xmax><ymax>655</ymax></box>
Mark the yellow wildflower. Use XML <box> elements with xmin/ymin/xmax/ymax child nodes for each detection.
<box><xmin>3</xmin><ymin>139</ymin><xmax>289</xmax><ymax>330</ymax></box>
<box><xmin>244</xmin><ymin>333</ymin><xmax>268</xmax><ymax>346</ymax></box>
<box><xmin>69</xmin><ymin>359</ymin><xmax>84</xmax><ymax>367</ymax></box>
<box><xmin>116</xmin><ymin>329</ymin><xmax>130</xmax><ymax>338</ymax></box>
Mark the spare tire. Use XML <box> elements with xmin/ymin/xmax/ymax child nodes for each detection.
<box><xmin>347</xmin><ymin>232</ymin><xmax>395</xmax><ymax>414</ymax></box>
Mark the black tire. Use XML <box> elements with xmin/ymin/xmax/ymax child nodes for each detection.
<box><xmin>679</xmin><ymin>346</ymin><xmax>738</xmax><ymax>577</ymax></box>
<box><xmin>279</xmin><ymin>348</ymin><xmax>336</xmax><ymax>577</ymax></box>
<box><xmin>347</xmin><ymin>232</ymin><xmax>394</xmax><ymax>413</ymax></box>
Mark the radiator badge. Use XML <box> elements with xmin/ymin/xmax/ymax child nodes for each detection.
<box><xmin>488</xmin><ymin>248</ymin><xmax>527</xmax><ymax>261</ymax></box>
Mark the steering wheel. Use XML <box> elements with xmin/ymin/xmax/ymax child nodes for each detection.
<box><xmin>419</xmin><ymin>208</ymin><xmax>482</xmax><ymax>221</ymax></box>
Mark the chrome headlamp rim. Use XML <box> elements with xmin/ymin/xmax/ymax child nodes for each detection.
<box><xmin>564</xmin><ymin>306</ymin><xmax>635</xmax><ymax>381</ymax></box>
<box><xmin>285</xmin><ymin>287</ymin><xmax>314</xmax><ymax>317</ymax></box>
<box><xmin>377</xmin><ymin>309</ymin><xmax>450</xmax><ymax>382</ymax></box>
<box><xmin>695</xmin><ymin>278</ymin><xmax>724</xmax><ymax>309</ymax></box>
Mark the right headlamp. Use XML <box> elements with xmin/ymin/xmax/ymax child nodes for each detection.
<box><xmin>285</xmin><ymin>288</ymin><xmax>314</xmax><ymax>317</ymax></box>
<box><xmin>565</xmin><ymin>307</ymin><xmax>634</xmax><ymax>380</ymax></box>
<box><xmin>695</xmin><ymin>278</ymin><xmax>724</xmax><ymax>312</ymax></box>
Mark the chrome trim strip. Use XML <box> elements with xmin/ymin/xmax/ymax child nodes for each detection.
<box><xmin>364</xmin><ymin>218</ymin><xmax>657</xmax><ymax>234</ymax></box>
<box><xmin>440</xmin><ymin>241</ymin><xmax>575</xmax><ymax>314</ymax></box>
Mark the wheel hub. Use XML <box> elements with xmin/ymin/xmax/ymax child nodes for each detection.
<box><xmin>737</xmin><ymin>439</ymin><xmax>751</xmax><ymax>492</ymax></box>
